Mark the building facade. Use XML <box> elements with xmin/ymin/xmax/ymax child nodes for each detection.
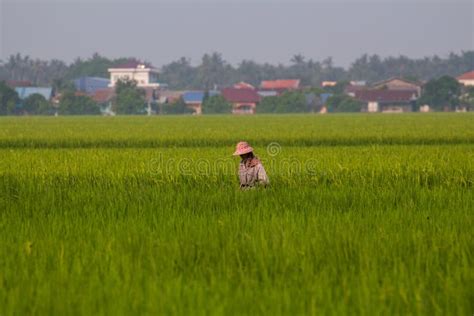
<box><xmin>355</xmin><ymin>90</ymin><xmax>417</xmax><ymax>113</ymax></box>
<box><xmin>108</xmin><ymin>61</ymin><xmax>162</xmax><ymax>88</ymax></box>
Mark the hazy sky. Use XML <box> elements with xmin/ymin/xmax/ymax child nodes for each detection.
<box><xmin>1</xmin><ymin>0</ymin><xmax>473</xmax><ymax>68</ymax></box>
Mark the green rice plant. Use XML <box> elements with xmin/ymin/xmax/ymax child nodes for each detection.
<box><xmin>0</xmin><ymin>114</ymin><xmax>473</xmax><ymax>315</ymax></box>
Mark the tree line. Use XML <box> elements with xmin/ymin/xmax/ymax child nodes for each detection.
<box><xmin>1</xmin><ymin>51</ymin><xmax>473</xmax><ymax>89</ymax></box>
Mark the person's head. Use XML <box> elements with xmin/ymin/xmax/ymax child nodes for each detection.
<box><xmin>233</xmin><ymin>141</ymin><xmax>254</xmax><ymax>158</ymax></box>
<box><xmin>240</xmin><ymin>152</ymin><xmax>254</xmax><ymax>160</ymax></box>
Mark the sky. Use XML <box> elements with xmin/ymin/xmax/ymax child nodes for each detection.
<box><xmin>1</xmin><ymin>0</ymin><xmax>473</xmax><ymax>68</ymax></box>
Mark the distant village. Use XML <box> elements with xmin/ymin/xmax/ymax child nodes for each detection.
<box><xmin>3</xmin><ymin>60</ymin><xmax>474</xmax><ymax>115</ymax></box>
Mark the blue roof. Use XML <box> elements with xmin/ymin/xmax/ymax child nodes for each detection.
<box><xmin>74</xmin><ymin>77</ymin><xmax>110</xmax><ymax>94</ymax></box>
<box><xmin>15</xmin><ymin>87</ymin><xmax>53</xmax><ymax>100</ymax></box>
<box><xmin>183</xmin><ymin>91</ymin><xmax>205</xmax><ymax>103</ymax></box>
<box><xmin>183</xmin><ymin>90</ymin><xmax>219</xmax><ymax>103</ymax></box>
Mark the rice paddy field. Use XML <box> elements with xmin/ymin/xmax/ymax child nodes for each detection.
<box><xmin>0</xmin><ymin>114</ymin><xmax>473</xmax><ymax>315</ymax></box>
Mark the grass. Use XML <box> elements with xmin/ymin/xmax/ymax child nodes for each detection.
<box><xmin>0</xmin><ymin>114</ymin><xmax>473</xmax><ymax>315</ymax></box>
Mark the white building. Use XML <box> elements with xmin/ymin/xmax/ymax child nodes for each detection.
<box><xmin>457</xmin><ymin>70</ymin><xmax>474</xmax><ymax>86</ymax></box>
<box><xmin>108</xmin><ymin>61</ymin><xmax>162</xmax><ymax>88</ymax></box>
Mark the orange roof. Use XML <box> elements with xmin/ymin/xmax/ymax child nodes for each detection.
<box><xmin>457</xmin><ymin>70</ymin><xmax>474</xmax><ymax>80</ymax></box>
<box><xmin>260</xmin><ymin>79</ymin><xmax>300</xmax><ymax>90</ymax></box>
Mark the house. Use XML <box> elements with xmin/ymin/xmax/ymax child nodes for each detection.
<box><xmin>221</xmin><ymin>88</ymin><xmax>261</xmax><ymax>114</ymax></box>
<box><xmin>183</xmin><ymin>91</ymin><xmax>204</xmax><ymax>114</ymax></box>
<box><xmin>457</xmin><ymin>70</ymin><xmax>474</xmax><ymax>86</ymax></box>
<box><xmin>106</xmin><ymin>59</ymin><xmax>169</xmax><ymax>115</ymax></box>
<box><xmin>259</xmin><ymin>79</ymin><xmax>300</xmax><ymax>94</ymax></box>
<box><xmin>371</xmin><ymin>77</ymin><xmax>422</xmax><ymax>96</ymax></box>
<box><xmin>355</xmin><ymin>90</ymin><xmax>417</xmax><ymax>113</ymax></box>
<box><xmin>15</xmin><ymin>87</ymin><xmax>53</xmax><ymax>100</ymax></box>
<box><xmin>74</xmin><ymin>76</ymin><xmax>110</xmax><ymax>94</ymax></box>
<box><xmin>108</xmin><ymin>60</ymin><xmax>166</xmax><ymax>88</ymax></box>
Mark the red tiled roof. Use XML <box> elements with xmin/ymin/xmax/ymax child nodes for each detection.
<box><xmin>355</xmin><ymin>90</ymin><xmax>416</xmax><ymax>103</ymax></box>
<box><xmin>112</xmin><ymin>60</ymin><xmax>154</xmax><ymax>69</ymax></box>
<box><xmin>260</xmin><ymin>79</ymin><xmax>300</xmax><ymax>90</ymax></box>
<box><xmin>457</xmin><ymin>70</ymin><xmax>474</xmax><ymax>80</ymax></box>
<box><xmin>92</xmin><ymin>88</ymin><xmax>114</xmax><ymax>103</ymax></box>
<box><xmin>222</xmin><ymin>88</ymin><xmax>261</xmax><ymax>103</ymax></box>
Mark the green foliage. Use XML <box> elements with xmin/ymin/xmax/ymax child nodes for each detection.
<box><xmin>52</xmin><ymin>78</ymin><xmax>75</xmax><ymax>93</ymax></box>
<box><xmin>0</xmin><ymin>53</ymin><xmax>68</xmax><ymax>86</ymax></box>
<box><xmin>277</xmin><ymin>92</ymin><xmax>307</xmax><ymax>113</ymax></box>
<box><xmin>65</xmin><ymin>53</ymin><xmax>132</xmax><ymax>80</ymax></box>
<box><xmin>162</xmin><ymin>97</ymin><xmax>194</xmax><ymax>115</ymax></box>
<box><xmin>22</xmin><ymin>93</ymin><xmax>52</xmax><ymax>115</ymax></box>
<box><xmin>195</xmin><ymin>52</ymin><xmax>234</xmax><ymax>90</ymax></box>
<box><xmin>258</xmin><ymin>92</ymin><xmax>308</xmax><ymax>113</ymax></box>
<box><xmin>303</xmin><ymin>86</ymin><xmax>325</xmax><ymax>95</ymax></box>
<box><xmin>0</xmin><ymin>81</ymin><xmax>19</xmax><ymax>115</ymax></box>
<box><xmin>160</xmin><ymin>57</ymin><xmax>196</xmax><ymax>89</ymax></box>
<box><xmin>257</xmin><ymin>96</ymin><xmax>280</xmax><ymax>113</ymax></box>
<box><xmin>202</xmin><ymin>95</ymin><xmax>232</xmax><ymax>114</ymax></box>
<box><xmin>0</xmin><ymin>115</ymin><xmax>472</xmax><ymax>314</ymax></box>
<box><xmin>418</xmin><ymin>76</ymin><xmax>462</xmax><ymax>111</ymax></box>
<box><xmin>113</xmin><ymin>79</ymin><xmax>146</xmax><ymax>115</ymax></box>
<box><xmin>326</xmin><ymin>94</ymin><xmax>364</xmax><ymax>112</ymax></box>
<box><xmin>58</xmin><ymin>92</ymin><xmax>101</xmax><ymax>115</ymax></box>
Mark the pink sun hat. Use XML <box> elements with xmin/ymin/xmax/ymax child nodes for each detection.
<box><xmin>233</xmin><ymin>141</ymin><xmax>254</xmax><ymax>156</ymax></box>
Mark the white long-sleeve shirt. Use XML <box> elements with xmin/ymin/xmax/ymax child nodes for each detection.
<box><xmin>238</xmin><ymin>158</ymin><xmax>269</xmax><ymax>188</ymax></box>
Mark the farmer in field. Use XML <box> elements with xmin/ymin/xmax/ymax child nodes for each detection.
<box><xmin>233</xmin><ymin>141</ymin><xmax>269</xmax><ymax>189</ymax></box>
